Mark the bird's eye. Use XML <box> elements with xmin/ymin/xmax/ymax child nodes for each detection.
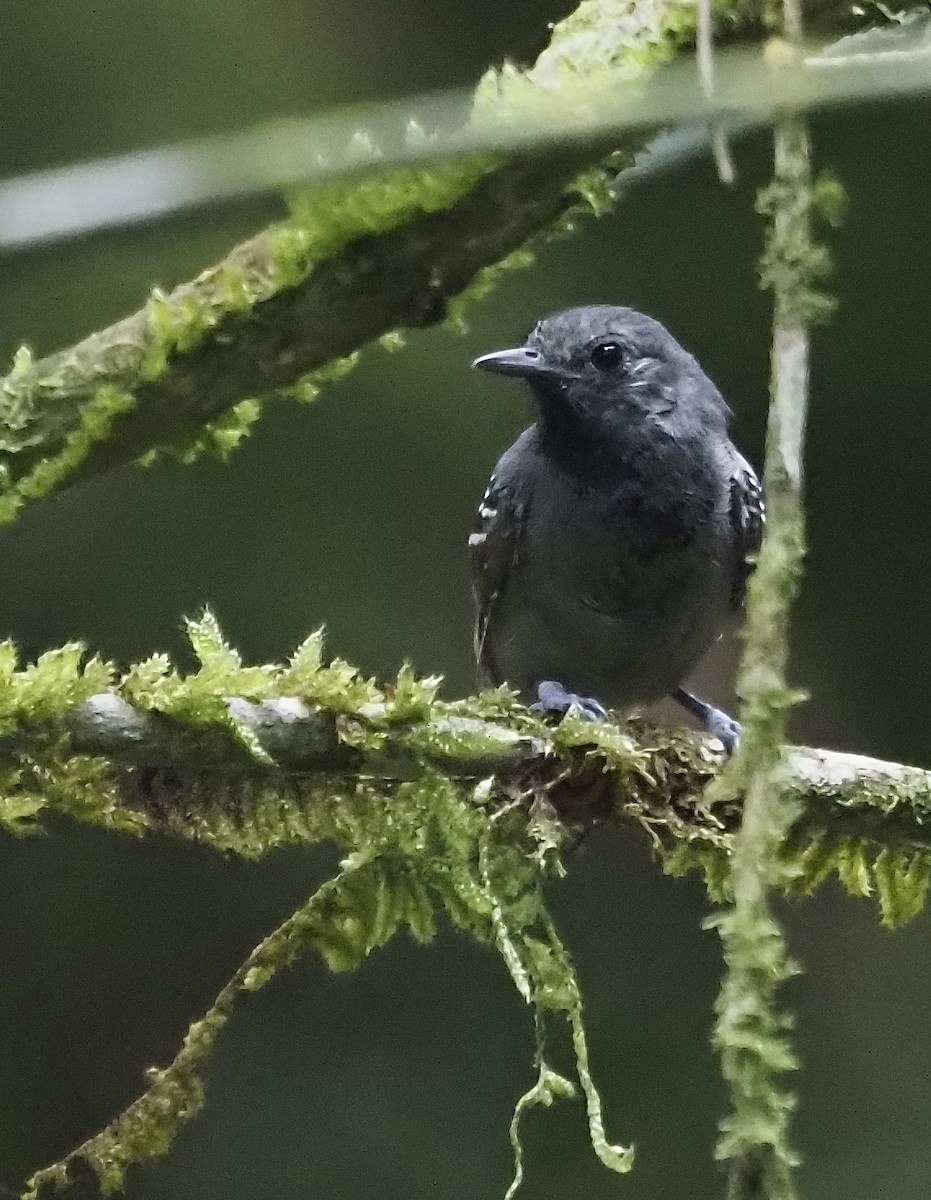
<box><xmin>590</xmin><ymin>342</ymin><xmax>625</xmax><ymax>372</ymax></box>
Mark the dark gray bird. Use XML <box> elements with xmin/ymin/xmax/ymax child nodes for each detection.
<box><xmin>469</xmin><ymin>305</ymin><xmax>762</xmax><ymax>751</ymax></box>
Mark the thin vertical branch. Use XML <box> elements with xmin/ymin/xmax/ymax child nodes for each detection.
<box><xmin>710</xmin><ymin>0</ymin><xmax>828</xmax><ymax>1195</ymax></box>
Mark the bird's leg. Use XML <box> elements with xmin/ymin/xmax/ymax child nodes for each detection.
<box><xmin>531</xmin><ymin>680</ymin><xmax>609</xmax><ymax>722</ymax></box>
<box><xmin>672</xmin><ymin>687</ymin><xmax>741</xmax><ymax>753</ymax></box>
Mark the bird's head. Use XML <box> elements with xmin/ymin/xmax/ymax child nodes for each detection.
<box><xmin>472</xmin><ymin>305</ymin><xmax>729</xmax><ymax>449</ymax></box>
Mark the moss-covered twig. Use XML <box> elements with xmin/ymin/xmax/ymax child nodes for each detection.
<box><xmin>19</xmin><ymin>858</ymin><xmax>386</xmax><ymax>1200</ymax></box>
<box><xmin>708</xmin><ymin>0</ymin><xmax>830</xmax><ymax>1190</ymax></box>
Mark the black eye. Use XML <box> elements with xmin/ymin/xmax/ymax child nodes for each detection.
<box><xmin>590</xmin><ymin>342</ymin><xmax>625</xmax><ymax>372</ymax></box>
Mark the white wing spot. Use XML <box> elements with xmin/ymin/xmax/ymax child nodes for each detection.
<box><xmin>468</xmin><ymin>531</ymin><xmax>487</xmax><ymax>547</ymax></box>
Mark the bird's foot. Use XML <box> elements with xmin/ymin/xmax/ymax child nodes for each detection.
<box><xmin>531</xmin><ymin>680</ymin><xmax>609</xmax><ymax>722</ymax></box>
<box><xmin>672</xmin><ymin>687</ymin><xmax>741</xmax><ymax>753</ymax></box>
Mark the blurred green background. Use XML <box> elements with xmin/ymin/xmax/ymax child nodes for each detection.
<box><xmin>2</xmin><ymin>3</ymin><xmax>930</xmax><ymax>1198</ymax></box>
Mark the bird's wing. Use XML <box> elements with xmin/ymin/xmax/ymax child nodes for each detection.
<box><xmin>729</xmin><ymin>455</ymin><xmax>765</xmax><ymax>610</ymax></box>
<box><xmin>468</xmin><ymin>471</ymin><xmax>527</xmax><ymax>685</ymax></box>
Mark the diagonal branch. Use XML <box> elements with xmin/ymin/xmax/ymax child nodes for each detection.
<box><xmin>2</xmin><ymin>0</ymin><xmax>920</xmax><ymax>522</ymax></box>
<box><xmin>0</xmin><ymin>0</ymin><xmax>706</xmax><ymax>522</ymax></box>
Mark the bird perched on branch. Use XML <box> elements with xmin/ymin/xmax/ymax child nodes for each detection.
<box><xmin>469</xmin><ymin>305</ymin><xmax>762</xmax><ymax>752</ymax></box>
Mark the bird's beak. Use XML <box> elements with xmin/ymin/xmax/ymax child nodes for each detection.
<box><xmin>471</xmin><ymin>347</ymin><xmax>565</xmax><ymax>382</ymax></box>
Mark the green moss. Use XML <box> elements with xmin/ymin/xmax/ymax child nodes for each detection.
<box><xmin>0</xmin><ymin>385</ymin><xmax>135</xmax><ymax>524</ymax></box>
<box><xmin>812</xmin><ymin>171</ymin><xmax>848</xmax><ymax>227</ymax></box>
<box><xmin>0</xmin><ymin>346</ymin><xmax>38</xmax><ymax>483</ymax></box>
<box><xmin>663</xmin><ymin>822</ymin><xmax>931</xmax><ymax>932</ymax></box>
<box><xmin>0</xmin><ymin>640</ymin><xmax>146</xmax><ymax>836</ymax></box>
<box><xmin>505</xmin><ymin>1027</ymin><xmax>577</xmax><ymax>1200</ymax></box>
<box><xmin>287</xmin><ymin>351</ymin><xmax>361</xmax><ymax>404</ymax></box>
<box><xmin>124</xmin><ymin>612</ymin><xmax>276</xmax><ymax>729</ymax></box>
<box><xmin>18</xmin><ymin>665</ymin><xmax>630</xmax><ymax>1199</ymax></box>
<box><xmin>9</xmin><ymin>607</ymin><xmax>931</xmax><ymax>1198</ymax></box>
<box><xmin>872</xmin><ymin>848</ymin><xmax>931</xmax><ymax>927</ymax></box>
<box><xmin>756</xmin><ymin>134</ymin><xmax>839</xmax><ymax>328</ymax></box>
<box><xmin>790</xmin><ymin>836</ymin><xmax>931</xmax><ymax>928</ymax></box>
<box><xmin>446</xmin><ymin>246</ymin><xmax>537</xmax><ymax>334</ymax></box>
<box><xmin>664</xmin><ymin>839</ymin><xmax>733</xmax><ymax>901</ymax></box>
<box><xmin>377</xmin><ymin>329</ymin><xmax>406</xmax><ymax>353</ymax></box>
<box><xmin>277</xmin><ymin>626</ymin><xmax>384</xmax><ymax>712</ymax></box>
<box><xmin>704</xmin><ymin>94</ymin><xmax>842</xmax><ymax>1196</ymax></box>
<box><xmin>157</xmin><ymin>398</ymin><xmax>262</xmax><ymax>464</ymax></box>
<box><xmin>0</xmin><ymin>641</ymin><xmax>111</xmax><ymax>733</ymax></box>
<box><xmin>10</xmin><ymin>344</ymin><xmax>34</xmax><ymax>376</ymax></box>
<box><xmin>276</xmin><ymin>158</ymin><xmax>495</xmax><ymax>290</ymax></box>
<box><xmin>1</xmin><ymin>0</ymin><xmax>710</xmax><ymax>500</ymax></box>
<box><xmin>573</xmin><ymin>166</ymin><xmax>619</xmax><ymax>217</ymax></box>
<box><xmin>141</xmin><ymin>289</ymin><xmax>207</xmax><ymax>381</ymax></box>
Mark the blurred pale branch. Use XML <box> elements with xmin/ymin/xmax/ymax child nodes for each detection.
<box><xmin>1</xmin><ymin>15</ymin><xmax>929</xmax><ymax>249</ymax></box>
<box><xmin>0</xmin><ymin>1</ymin><xmax>928</xmax><ymax>525</ymax></box>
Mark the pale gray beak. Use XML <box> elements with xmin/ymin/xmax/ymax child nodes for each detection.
<box><xmin>471</xmin><ymin>347</ymin><xmax>566</xmax><ymax>383</ymax></box>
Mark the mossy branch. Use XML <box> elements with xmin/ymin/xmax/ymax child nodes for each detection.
<box><xmin>2</xmin><ymin>617</ymin><xmax>931</xmax><ymax>910</ymax></box>
<box><xmin>8</xmin><ymin>632</ymin><xmax>931</xmax><ymax>1200</ymax></box>
<box><xmin>0</xmin><ymin>0</ymin><xmax>901</xmax><ymax>524</ymax></box>
<box><xmin>0</xmin><ymin>0</ymin><xmax>698</xmax><ymax>523</ymax></box>
<box><xmin>30</xmin><ymin>692</ymin><xmax>931</xmax><ymax>877</ymax></box>
<box><xmin>709</xmin><ymin>0</ymin><xmax>829</xmax><ymax>1192</ymax></box>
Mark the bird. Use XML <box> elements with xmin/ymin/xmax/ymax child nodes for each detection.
<box><xmin>468</xmin><ymin>304</ymin><xmax>763</xmax><ymax>752</ymax></box>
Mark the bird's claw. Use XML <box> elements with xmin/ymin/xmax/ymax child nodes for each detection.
<box><xmin>531</xmin><ymin>680</ymin><xmax>609</xmax><ymax>722</ymax></box>
<box><xmin>672</xmin><ymin>687</ymin><xmax>741</xmax><ymax>754</ymax></box>
<box><xmin>704</xmin><ymin>710</ymin><xmax>741</xmax><ymax>754</ymax></box>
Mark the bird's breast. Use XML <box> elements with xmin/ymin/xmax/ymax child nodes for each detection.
<box><xmin>537</xmin><ymin>446</ymin><xmax>724</xmax><ymax>594</ymax></box>
<box><xmin>504</xmin><ymin>445</ymin><xmax>733</xmax><ymax>705</ymax></box>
